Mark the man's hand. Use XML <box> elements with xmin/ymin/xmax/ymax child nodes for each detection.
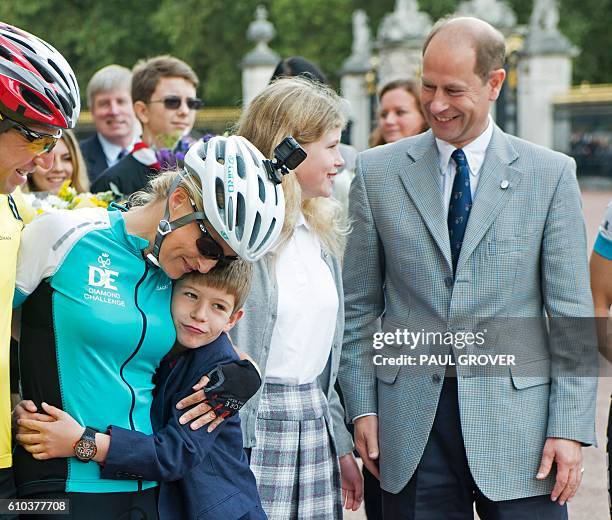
<box><xmin>536</xmin><ymin>437</ymin><xmax>583</xmax><ymax>505</ymax></box>
<box><xmin>354</xmin><ymin>415</ymin><xmax>380</xmax><ymax>479</ymax></box>
<box><xmin>339</xmin><ymin>453</ymin><xmax>364</xmax><ymax>511</ymax></box>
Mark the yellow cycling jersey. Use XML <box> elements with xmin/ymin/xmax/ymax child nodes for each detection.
<box><xmin>0</xmin><ymin>188</ymin><xmax>25</xmax><ymax>468</ymax></box>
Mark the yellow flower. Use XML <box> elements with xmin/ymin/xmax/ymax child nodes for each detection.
<box><xmin>57</xmin><ymin>180</ymin><xmax>76</xmax><ymax>202</ymax></box>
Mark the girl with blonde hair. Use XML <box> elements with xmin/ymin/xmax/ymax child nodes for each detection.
<box><xmin>232</xmin><ymin>76</ymin><xmax>363</xmax><ymax>519</ymax></box>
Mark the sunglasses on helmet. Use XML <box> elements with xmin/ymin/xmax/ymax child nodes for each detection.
<box><xmin>0</xmin><ymin>114</ymin><xmax>61</xmax><ymax>156</ymax></box>
<box><xmin>148</xmin><ymin>96</ymin><xmax>204</xmax><ymax>111</ymax></box>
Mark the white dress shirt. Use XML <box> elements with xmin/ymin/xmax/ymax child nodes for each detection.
<box><xmin>264</xmin><ymin>214</ymin><xmax>339</xmax><ymax>385</ymax></box>
<box><xmin>435</xmin><ymin>116</ymin><xmax>494</xmax><ymax>209</ymax></box>
<box><xmin>98</xmin><ymin>134</ymin><xmax>137</xmax><ymax>168</ymax></box>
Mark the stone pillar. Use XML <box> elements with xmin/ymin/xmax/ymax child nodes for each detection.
<box><xmin>454</xmin><ymin>0</ymin><xmax>517</xmax><ymax>34</ymax></box>
<box><xmin>241</xmin><ymin>6</ymin><xmax>279</xmax><ymax>108</ymax></box>
<box><xmin>375</xmin><ymin>0</ymin><xmax>432</xmax><ymax>86</ymax></box>
<box><xmin>340</xmin><ymin>10</ymin><xmax>372</xmax><ymax>151</ymax></box>
<box><xmin>517</xmin><ymin>0</ymin><xmax>577</xmax><ymax>148</ymax></box>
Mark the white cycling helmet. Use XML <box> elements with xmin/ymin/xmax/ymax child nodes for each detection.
<box><xmin>184</xmin><ymin>135</ymin><xmax>285</xmax><ymax>261</ymax></box>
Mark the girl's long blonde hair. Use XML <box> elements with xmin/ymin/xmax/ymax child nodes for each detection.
<box><xmin>237</xmin><ymin>77</ymin><xmax>347</xmax><ymax>257</ymax></box>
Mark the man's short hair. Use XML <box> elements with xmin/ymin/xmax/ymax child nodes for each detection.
<box><xmin>86</xmin><ymin>64</ymin><xmax>132</xmax><ymax>108</ymax></box>
<box><xmin>131</xmin><ymin>55</ymin><xmax>199</xmax><ymax>104</ymax></box>
<box><xmin>180</xmin><ymin>260</ymin><xmax>252</xmax><ymax>314</ymax></box>
<box><xmin>422</xmin><ymin>17</ymin><xmax>506</xmax><ymax>82</ymax></box>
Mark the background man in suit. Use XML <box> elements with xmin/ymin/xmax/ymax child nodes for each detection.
<box><xmin>339</xmin><ymin>17</ymin><xmax>597</xmax><ymax>519</ymax></box>
<box><xmin>79</xmin><ymin>64</ymin><xmax>137</xmax><ymax>182</ymax></box>
<box><xmin>91</xmin><ymin>55</ymin><xmax>201</xmax><ymax>196</ymax></box>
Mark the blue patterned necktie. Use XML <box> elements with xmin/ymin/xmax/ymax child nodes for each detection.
<box><xmin>448</xmin><ymin>149</ymin><xmax>472</xmax><ymax>274</ymax></box>
<box><xmin>117</xmin><ymin>148</ymin><xmax>128</xmax><ymax>161</ymax></box>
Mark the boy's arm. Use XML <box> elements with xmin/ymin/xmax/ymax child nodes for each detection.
<box><xmin>16</xmin><ymin>398</ymin><xmax>225</xmax><ymax>482</ymax></box>
<box><xmin>100</xmin><ymin>400</ymin><xmax>225</xmax><ymax>482</ymax></box>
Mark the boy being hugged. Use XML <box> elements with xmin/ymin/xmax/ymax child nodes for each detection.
<box><xmin>18</xmin><ymin>261</ymin><xmax>265</xmax><ymax>519</ymax></box>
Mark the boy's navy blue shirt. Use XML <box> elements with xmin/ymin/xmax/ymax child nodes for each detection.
<box><xmin>101</xmin><ymin>333</ymin><xmax>266</xmax><ymax>519</ymax></box>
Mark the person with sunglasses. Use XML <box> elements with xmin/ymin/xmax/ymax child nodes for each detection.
<box><xmin>91</xmin><ymin>55</ymin><xmax>204</xmax><ymax>197</ymax></box>
<box><xmin>12</xmin><ymin>135</ymin><xmax>285</xmax><ymax>519</ymax></box>
<box><xmin>0</xmin><ymin>22</ymin><xmax>79</xmax><ymax>516</ymax></box>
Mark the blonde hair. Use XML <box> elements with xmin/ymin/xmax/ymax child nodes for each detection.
<box><xmin>236</xmin><ymin>77</ymin><xmax>347</xmax><ymax>257</ymax></box>
<box><xmin>25</xmin><ymin>130</ymin><xmax>90</xmax><ymax>194</ymax></box>
<box><xmin>179</xmin><ymin>259</ymin><xmax>253</xmax><ymax>313</ymax></box>
<box><xmin>130</xmin><ymin>168</ymin><xmax>204</xmax><ymax>215</ymax></box>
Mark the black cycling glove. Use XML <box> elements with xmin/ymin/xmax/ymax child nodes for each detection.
<box><xmin>204</xmin><ymin>359</ymin><xmax>262</xmax><ymax>418</ymax></box>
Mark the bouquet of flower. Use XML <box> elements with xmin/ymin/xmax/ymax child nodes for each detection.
<box><xmin>22</xmin><ymin>180</ymin><xmax>115</xmax><ymax>216</ymax></box>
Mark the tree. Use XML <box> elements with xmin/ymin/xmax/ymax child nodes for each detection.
<box><xmin>1</xmin><ymin>0</ymin><xmax>610</xmax><ymax>105</ymax></box>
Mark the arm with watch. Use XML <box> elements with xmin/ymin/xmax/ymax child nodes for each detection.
<box><xmin>16</xmin><ymin>358</ymin><xmax>261</xmax><ymax>481</ymax></box>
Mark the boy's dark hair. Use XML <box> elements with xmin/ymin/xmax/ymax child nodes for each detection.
<box><xmin>181</xmin><ymin>260</ymin><xmax>252</xmax><ymax>313</ymax></box>
<box><xmin>131</xmin><ymin>55</ymin><xmax>199</xmax><ymax>103</ymax></box>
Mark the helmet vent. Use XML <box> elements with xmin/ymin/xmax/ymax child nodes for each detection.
<box><xmin>215</xmin><ymin>140</ymin><xmax>226</xmax><ymax>165</ymax></box>
<box><xmin>248</xmin><ymin>212</ymin><xmax>262</xmax><ymax>249</ymax></box>
<box><xmin>227</xmin><ymin>196</ymin><xmax>234</xmax><ymax>231</ymax></box>
<box><xmin>236</xmin><ymin>154</ymin><xmax>246</xmax><ymax>179</ymax></box>
<box><xmin>215</xmin><ymin>177</ymin><xmax>225</xmax><ymax>211</ymax></box>
<box><xmin>245</xmin><ymin>144</ymin><xmax>261</xmax><ymax>167</ymax></box>
<box><xmin>255</xmin><ymin>218</ymin><xmax>277</xmax><ymax>253</ymax></box>
<box><xmin>3</xmin><ymin>33</ymin><xmax>34</xmax><ymax>54</ymax></box>
<box><xmin>21</xmin><ymin>86</ymin><xmax>51</xmax><ymax>115</ymax></box>
<box><xmin>258</xmin><ymin>175</ymin><xmax>266</xmax><ymax>203</ymax></box>
<box><xmin>47</xmin><ymin>58</ymin><xmax>68</xmax><ymax>86</ymax></box>
<box><xmin>27</xmin><ymin>54</ymin><xmax>55</xmax><ymax>82</ymax></box>
<box><xmin>56</xmin><ymin>92</ymin><xmax>72</xmax><ymax>115</ymax></box>
<box><xmin>0</xmin><ymin>46</ymin><xmax>12</xmax><ymax>61</ymax></box>
<box><xmin>235</xmin><ymin>193</ymin><xmax>246</xmax><ymax>241</ymax></box>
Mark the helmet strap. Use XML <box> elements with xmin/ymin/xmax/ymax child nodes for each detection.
<box><xmin>145</xmin><ymin>171</ymin><xmax>207</xmax><ymax>268</ymax></box>
<box><xmin>145</xmin><ymin>173</ymin><xmax>183</xmax><ymax>268</ymax></box>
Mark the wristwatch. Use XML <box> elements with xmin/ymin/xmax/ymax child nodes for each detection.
<box><xmin>73</xmin><ymin>426</ymin><xmax>98</xmax><ymax>462</ymax></box>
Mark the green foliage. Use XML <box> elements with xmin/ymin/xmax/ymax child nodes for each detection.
<box><xmin>1</xmin><ymin>0</ymin><xmax>610</xmax><ymax>107</ymax></box>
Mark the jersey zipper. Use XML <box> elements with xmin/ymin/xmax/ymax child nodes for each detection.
<box><xmin>118</xmin><ymin>261</ymin><xmax>149</xmax><ymax>492</ymax></box>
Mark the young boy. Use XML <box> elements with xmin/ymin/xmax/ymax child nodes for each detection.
<box><xmin>19</xmin><ymin>261</ymin><xmax>266</xmax><ymax>519</ymax></box>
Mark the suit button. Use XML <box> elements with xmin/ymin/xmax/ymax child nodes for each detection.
<box><xmin>432</xmin><ymin>373</ymin><xmax>441</xmax><ymax>383</ymax></box>
<box><xmin>444</xmin><ymin>276</ymin><xmax>454</xmax><ymax>288</ymax></box>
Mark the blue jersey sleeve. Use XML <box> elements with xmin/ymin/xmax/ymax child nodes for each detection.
<box><xmin>593</xmin><ymin>201</ymin><xmax>612</xmax><ymax>260</ymax></box>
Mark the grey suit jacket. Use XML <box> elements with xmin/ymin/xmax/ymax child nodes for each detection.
<box><xmin>338</xmin><ymin>127</ymin><xmax>597</xmax><ymax>500</ymax></box>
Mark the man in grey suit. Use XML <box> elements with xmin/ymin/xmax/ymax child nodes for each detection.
<box><xmin>339</xmin><ymin>17</ymin><xmax>597</xmax><ymax>518</ymax></box>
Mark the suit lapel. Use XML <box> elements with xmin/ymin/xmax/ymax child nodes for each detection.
<box><xmin>399</xmin><ymin>132</ymin><xmax>452</xmax><ymax>270</ymax></box>
<box><xmin>456</xmin><ymin>127</ymin><xmax>522</xmax><ymax>273</ymax></box>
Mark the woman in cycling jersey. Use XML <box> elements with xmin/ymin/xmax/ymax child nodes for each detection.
<box><xmin>13</xmin><ymin>128</ymin><xmax>285</xmax><ymax>519</ymax></box>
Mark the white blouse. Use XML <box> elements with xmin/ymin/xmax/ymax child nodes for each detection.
<box><xmin>264</xmin><ymin>215</ymin><xmax>339</xmax><ymax>385</ymax></box>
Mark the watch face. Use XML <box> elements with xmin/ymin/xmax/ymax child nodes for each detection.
<box><xmin>75</xmin><ymin>439</ymin><xmax>97</xmax><ymax>462</ymax></box>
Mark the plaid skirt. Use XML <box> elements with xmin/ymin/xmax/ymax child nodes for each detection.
<box><xmin>250</xmin><ymin>382</ymin><xmax>342</xmax><ymax>520</ymax></box>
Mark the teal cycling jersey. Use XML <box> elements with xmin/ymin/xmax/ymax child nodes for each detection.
<box><xmin>13</xmin><ymin>206</ymin><xmax>175</xmax><ymax>495</ymax></box>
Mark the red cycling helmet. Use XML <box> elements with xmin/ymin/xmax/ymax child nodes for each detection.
<box><xmin>0</xmin><ymin>23</ymin><xmax>79</xmax><ymax>129</ymax></box>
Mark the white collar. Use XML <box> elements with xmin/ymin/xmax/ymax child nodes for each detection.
<box><xmin>296</xmin><ymin>212</ymin><xmax>310</xmax><ymax>230</ymax></box>
<box><xmin>435</xmin><ymin>116</ymin><xmax>494</xmax><ymax>177</ymax></box>
<box><xmin>98</xmin><ymin>133</ymin><xmax>137</xmax><ymax>162</ymax></box>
